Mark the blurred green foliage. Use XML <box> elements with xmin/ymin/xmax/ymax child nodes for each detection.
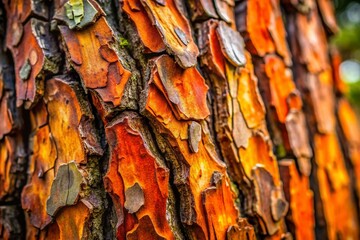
<box><xmin>347</xmin><ymin>81</ymin><xmax>360</xmax><ymax>111</ymax></box>
<box><xmin>333</xmin><ymin>25</ymin><xmax>360</xmax><ymax>60</ymax></box>
<box><xmin>333</xmin><ymin>0</ymin><xmax>360</xmax><ymax>108</ymax></box>
<box><xmin>333</xmin><ymin>0</ymin><xmax>360</xmax><ymax>60</ymax></box>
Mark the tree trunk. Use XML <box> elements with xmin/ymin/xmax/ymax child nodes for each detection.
<box><xmin>0</xmin><ymin>0</ymin><xmax>358</xmax><ymax>239</ymax></box>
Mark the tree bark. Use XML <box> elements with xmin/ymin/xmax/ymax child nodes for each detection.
<box><xmin>0</xmin><ymin>0</ymin><xmax>358</xmax><ymax>239</ymax></box>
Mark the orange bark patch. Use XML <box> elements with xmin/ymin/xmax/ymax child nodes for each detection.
<box><xmin>122</xmin><ymin>0</ymin><xmax>165</xmax><ymax>53</ymax></box>
<box><xmin>104</xmin><ymin>113</ymin><xmax>175</xmax><ymax>239</ymax></box>
<box><xmin>126</xmin><ymin>215</ymin><xmax>166</xmax><ymax>240</ymax></box>
<box><xmin>264</xmin><ymin>55</ymin><xmax>296</xmax><ymax>123</ymax></box>
<box><xmin>140</xmin><ymin>0</ymin><xmax>199</xmax><ymax>68</ymax></box>
<box><xmin>199</xmin><ymin>20</ymin><xmax>226</xmax><ymax>78</ymax></box>
<box><xmin>143</xmin><ymin>81</ymin><xmax>241</xmax><ymax>239</ymax></box>
<box><xmin>330</xmin><ymin>47</ymin><xmax>347</xmax><ymax>94</ymax></box>
<box><xmin>279</xmin><ymin>160</ymin><xmax>315</xmax><ymax>240</ymax></box>
<box><xmin>54</xmin><ymin>201</ymin><xmax>90</xmax><ymax>239</ymax></box>
<box><xmin>202</xmin><ymin>172</ymin><xmax>241</xmax><ymax>240</ymax></box>
<box><xmin>59</xmin><ymin>17</ymin><xmax>131</xmax><ymax>107</ymax></box>
<box><xmin>29</xmin><ymin>100</ymin><xmax>48</xmax><ymax>130</ymax></box>
<box><xmin>0</xmin><ymin>93</ymin><xmax>13</xmax><ymax>139</ymax></box>
<box><xmin>0</xmin><ymin>137</ymin><xmax>21</xmax><ymax>200</ymax></box>
<box><xmin>31</xmin><ymin>125</ymin><xmax>57</xmax><ymax>176</ymax></box>
<box><xmin>337</xmin><ymin>98</ymin><xmax>360</xmax><ymax>198</ymax></box>
<box><xmin>234</xmin><ymin>53</ymin><xmax>265</xmax><ymax>129</ymax></box>
<box><xmin>307</xmin><ymin>74</ymin><xmax>335</xmax><ymax>134</ymax></box>
<box><xmin>25</xmin><ymin>212</ymin><xmax>61</xmax><ymax>240</ymax></box>
<box><xmin>6</xmin><ymin>20</ymin><xmax>46</xmax><ymax>108</ymax></box>
<box><xmin>314</xmin><ymin>133</ymin><xmax>359</xmax><ymax>239</ymax></box>
<box><xmin>150</xmin><ymin>55</ymin><xmax>210</xmax><ymax>120</ymax></box>
<box><xmin>45</xmin><ymin>78</ymin><xmax>85</xmax><ymax>168</ymax></box>
<box><xmin>197</xmin><ymin>19</ymin><xmax>288</xmax><ymax>237</ymax></box>
<box><xmin>338</xmin><ymin>98</ymin><xmax>360</xmax><ymax>149</ymax></box>
<box><xmin>22</xmin><ymin>101</ymin><xmax>57</xmax><ymax>229</ymax></box>
<box><xmin>22</xmin><ymin>167</ymin><xmax>54</xmax><ymax>229</ymax></box>
<box><xmin>292</xmin><ymin>8</ymin><xmax>329</xmax><ymax>73</ymax></box>
<box><xmin>0</xmin><ymin>140</ymin><xmax>10</xmax><ymax>199</ymax></box>
<box><xmin>317</xmin><ymin>0</ymin><xmax>339</xmax><ymax>34</ymax></box>
<box><xmin>237</xmin><ymin>0</ymin><xmax>291</xmax><ymax>65</ymax></box>
<box><xmin>3</xmin><ymin>0</ymin><xmax>47</xmax><ymax>24</ymax></box>
<box><xmin>239</xmin><ymin>134</ymin><xmax>280</xmax><ymax>186</ymax></box>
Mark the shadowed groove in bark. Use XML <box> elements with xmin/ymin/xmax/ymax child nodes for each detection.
<box><xmin>144</xmin><ymin>117</ymin><xmax>189</xmax><ymax>239</ymax></box>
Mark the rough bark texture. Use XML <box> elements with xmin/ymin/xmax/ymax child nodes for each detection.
<box><xmin>0</xmin><ymin>0</ymin><xmax>358</xmax><ymax>239</ymax></box>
